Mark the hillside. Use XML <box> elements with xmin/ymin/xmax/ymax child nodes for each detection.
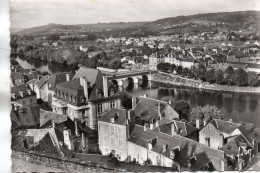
<box><xmin>13</xmin><ymin>10</ymin><xmax>260</xmax><ymax>36</ymax></box>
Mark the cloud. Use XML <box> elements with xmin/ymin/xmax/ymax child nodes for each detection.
<box><xmin>10</xmin><ymin>0</ymin><xmax>260</xmax><ymax>28</ymax></box>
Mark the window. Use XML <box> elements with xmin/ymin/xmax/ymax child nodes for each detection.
<box><xmin>110</xmin><ymin>101</ymin><xmax>116</xmax><ymax>108</ymax></box>
<box><xmin>97</xmin><ymin>103</ymin><xmax>103</xmax><ymax>115</ymax></box>
<box><xmin>118</xmin><ymin>138</ymin><xmax>123</xmax><ymax>147</ymax></box>
<box><xmin>110</xmin><ymin>125</ymin><xmax>115</xmax><ymax>134</ymax></box>
<box><xmin>110</xmin><ymin>137</ymin><xmax>115</xmax><ymax>145</ymax></box>
<box><xmin>205</xmin><ymin>137</ymin><xmax>210</xmax><ymax>147</ymax></box>
<box><xmin>118</xmin><ymin>127</ymin><xmax>122</xmax><ymax>135</ymax></box>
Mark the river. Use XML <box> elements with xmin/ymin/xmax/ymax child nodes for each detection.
<box><xmin>16</xmin><ymin>57</ymin><xmax>260</xmax><ymax>127</ymax></box>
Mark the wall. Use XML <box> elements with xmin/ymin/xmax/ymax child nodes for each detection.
<box><xmin>127</xmin><ymin>142</ymin><xmax>148</xmax><ymax>164</ymax></box>
<box><xmin>99</xmin><ymin>121</ymin><xmax>128</xmax><ymax>161</ymax></box>
<box><xmin>199</xmin><ymin>123</ymin><xmax>224</xmax><ymax>149</ymax></box>
<box><xmin>11</xmin><ymin>148</ymin><xmax>113</xmax><ymax>172</ymax></box>
<box><xmin>13</xmin><ymin>95</ymin><xmax>37</xmax><ymax>107</ymax></box>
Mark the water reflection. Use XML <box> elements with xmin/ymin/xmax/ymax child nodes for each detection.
<box><xmin>16</xmin><ymin>57</ymin><xmax>78</xmax><ymax>75</ymax></box>
<box><xmin>128</xmin><ymin>82</ymin><xmax>260</xmax><ymax>127</ymax></box>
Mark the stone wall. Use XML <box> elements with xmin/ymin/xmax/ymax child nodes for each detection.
<box><xmin>11</xmin><ymin>148</ymin><xmax>114</xmax><ymax>172</ymax></box>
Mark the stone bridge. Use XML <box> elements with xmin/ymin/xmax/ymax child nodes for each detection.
<box><xmin>102</xmin><ymin>70</ymin><xmax>157</xmax><ymax>92</ymax></box>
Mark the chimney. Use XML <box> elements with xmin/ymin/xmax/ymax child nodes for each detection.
<box><xmin>171</xmin><ymin>122</ymin><xmax>177</xmax><ymax>136</ymax></box>
<box><xmin>75</xmin><ymin>121</ymin><xmax>79</xmax><ymax>136</ymax></box>
<box><xmin>127</xmin><ymin>110</ymin><xmax>131</xmax><ymax>121</ymax></box>
<box><xmin>144</xmin><ymin>123</ymin><xmax>148</xmax><ymax>131</ymax></box>
<box><xmin>203</xmin><ymin>119</ymin><xmax>208</xmax><ymax>126</ymax></box>
<box><xmin>196</xmin><ymin>118</ymin><xmax>201</xmax><ymax>129</ymax></box>
<box><xmin>63</xmin><ymin>128</ymin><xmax>74</xmax><ymax>150</ymax></box>
<box><xmin>132</xmin><ymin>97</ymin><xmax>137</xmax><ymax>109</ymax></box>
<box><xmin>158</xmin><ymin>103</ymin><xmax>161</xmax><ymax>119</ymax></box>
<box><xmin>82</xmin><ymin>133</ymin><xmax>85</xmax><ymax>149</ymax></box>
<box><xmin>103</xmin><ymin>76</ymin><xmax>108</xmax><ymax>97</ymax></box>
<box><xmin>163</xmin><ymin>144</ymin><xmax>168</xmax><ymax>153</ymax></box>
<box><xmin>83</xmin><ymin>78</ymin><xmax>88</xmax><ymax>100</ymax></box>
<box><xmin>66</xmin><ymin>74</ymin><xmax>70</xmax><ymax>81</ymax></box>
<box><xmin>110</xmin><ymin>117</ymin><xmax>115</xmax><ymax>123</ymax></box>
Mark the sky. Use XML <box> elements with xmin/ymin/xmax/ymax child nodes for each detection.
<box><xmin>10</xmin><ymin>0</ymin><xmax>260</xmax><ymax>28</ymax></box>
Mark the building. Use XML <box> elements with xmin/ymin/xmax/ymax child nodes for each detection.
<box><xmin>51</xmin><ymin>67</ymin><xmax>121</xmax><ymax>130</ymax></box>
<box><xmin>11</xmin><ymin>84</ymin><xmax>37</xmax><ymax>107</ymax></box>
<box><xmin>98</xmin><ymin>108</ymin><xmax>135</xmax><ymax>161</ymax></box>
<box><xmin>127</xmin><ymin>123</ymin><xmax>226</xmax><ymax>171</ymax></box>
<box><xmin>199</xmin><ymin>119</ymin><xmax>258</xmax><ymax>170</ymax></box>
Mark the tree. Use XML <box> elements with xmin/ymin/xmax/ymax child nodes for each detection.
<box><xmin>215</xmin><ymin>70</ymin><xmax>224</xmax><ymax>84</ymax></box>
<box><xmin>108</xmin><ymin>59</ymin><xmax>121</xmax><ymax>69</ymax></box>
<box><xmin>120</xmin><ymin>92</ymin><xmax>132</xmax><ymax>110</ymax></box>
<box><xmin>224</xmin><ymin>66</ymin><xmax>234</xmax><ymax>85</ymax></box>
<box><xmin>176</xmin><ymin>66</ymin><xmax>183</xmax><ymax>75</ymax></box>
<box><xmin>169</xmin><ymin>64</ymin><xmax>176</xmax><ymax>73</ymax></box>
<box><xmin>242</xmin><ymin>122</ymin><xmax>255</xmax><ymax>133</ymax></box>
<box><xmin>172</xmin><ymin>100</ymin><xmax>190</xmax><ymax>121</ymax></box>
<box><xmin>205</xmin><ymin>68</ymin><xmax>216</xmax><ymax>83</ymax></box>
<box><xmin>253</xmin><ymin>128</ymin><xmax>260</xmax><ymax>142</ymax></box>
<box><xmin>190</xmin><ymin>105</ymin><xmax>223</xmax><ymax>122</ymax></box>
<box><xmin>182</xmin><ymin>67</ymin><xmax>190</xmax><ymax>76</ymax></box>
<box><xmin>196</xmin><ymin>63</ymin><xmax>207</xmax><ymax>81</ymax></box>
<box><xmin>248</xmin><ymin>72</ymin><xmax>259</xmax><ymax>86</ymax></box>
<box><xmin>234</xmin><ymin>68</ymin><xmax>248</xmax><ymax>87</ymax></box>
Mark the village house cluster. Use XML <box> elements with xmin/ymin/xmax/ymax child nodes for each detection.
<box><xmin>10</xmin><ymin>58</ymin><xmax>259</xmax><ymax>171</ymax></box>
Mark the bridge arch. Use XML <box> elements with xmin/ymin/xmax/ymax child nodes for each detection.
<box><xmin>126</xmin><ymin>77</ymin><xmax>134</xmax><ymax>90</ymax></box>
<box><xmin>111</xmin><ymin>79</ymin><xmax>119</xmax><ymax>90</ymax></box>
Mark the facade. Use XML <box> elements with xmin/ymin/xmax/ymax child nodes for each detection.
<box><xmin>51</xmin><ymin>67</ymin><xmax>121</xmax><ymax>130</ymax></box>
<box><xmin>98</xmin><ymin>108</ymin><xmax>134</xmax><ymax>161</ymax></box>
<box><xmin>11</xmin><ymin>84</ymin><xmax>37</xmax><ymax>107</ymax></box>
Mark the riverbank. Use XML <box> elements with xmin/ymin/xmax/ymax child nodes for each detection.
<box><xmin>153</xmin><ymin>72</ymin><xmax>260</xmax><ymax>93</ymax></box>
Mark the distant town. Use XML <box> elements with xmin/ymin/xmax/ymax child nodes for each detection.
<box><xmin>10</xmin><ymin>10</ymin><xmax>260</xmax><ymax>171</ymax></box>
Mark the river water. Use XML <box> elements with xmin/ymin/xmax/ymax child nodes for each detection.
<box><xmin>16</xmin><ymin>57</ymin><xmax>260</xmax><ymax>127</ymax></box>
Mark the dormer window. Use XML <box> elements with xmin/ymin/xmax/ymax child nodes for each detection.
<box><xmin>170</xmin><ymin>146</ymin><xmax>180</xmax><ymax>159</ymax></box>
<box><xmin>11</xmin><ymin>93</ymin><xmax>16</xmax><ymax>99</ymax></box>
<box><xmin>19</xmin><ymin>91</ymin><xmax>24</xmax><ymax>97</ymax></box>
<box><xmin>27</xmin><ymin>89</ymin><xmax>32</xmax><ymax>95</ymax></box>
<box><xmin>81</xmin><ymin>97</ymin><xmax>86</xmax><ymax>104</ymax></box>
<box><xmin>97</xmin><ymin>89</ymin><xmax>102</xmax><ymax>98</ymax></box>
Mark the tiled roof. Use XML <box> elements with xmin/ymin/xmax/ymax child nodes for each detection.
<box><xmin>40</xmin><ymin>109</ymin><xmax>67</xmax><ymax>128</ymax></box>
<box><xmin>159</xmin><ymin>120</ymin><xmax>198</xmax><ymax>137</ymax></box>
<box><xmin>73</xmin><ymin>66</ymin><xmax>99</xmax><ymax>86</ymax></box>
<box><xmin>211</xmin><ymin>119</ymin><xmax>241</xmax><ymax>134</ymax></box>
<box><xmin>11</xmin><ymin>84</ymin><xmax>36</xmax><ymax>101</ymax></box>
<box><xmin>98</xmin><ymin>108</ymin><xmax>134</xmax><ymax>126</ymax></box>
<box><xmin>220</xmin><ymin>135</ymin><xmax>251</xmax><ymax>156</ymax></box>
<box><xmin>35</xmin><ymin>76</ymin><xmax>48</xmax><ymax>88</ymax></box>
<box><xmin>128</xmin><ymin>125</ymin><xmax>225</xmax><ymax>171</ymax></box>
<box><xmin>11</xmin><ymin>105</ymin><xmax>40</xmax><ymax>128</ymax></box>
<box><xmin>134</xmin><ymin>96</ymin><xmax>167</xmax><ymax>116</ymax></box>
<box><xmin>48</xmin><ymin>72</ymin><xmax>74</xmax><ymax>90</ymax></box>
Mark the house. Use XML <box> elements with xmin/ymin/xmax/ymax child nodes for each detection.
<box><xmin>127</xmin><ymin>123</ymin><xmax>226</xmax><ymax>171</ymax></box>
<box><xmin>10</xmin><ymin>103</ymin><xmax>40</xmax><ymax>130</ymax></box>
<box><xmin>133</xmin><ymin>95</ymin><xmax>180</xmax><ymax>124</ymax></box>
<box><xmin>159</xmin><ymin>120</ymin><xmax>199</xmax><ymax>141</ymax></box>
<box><xmin>98</xmin><ymin>108</ymin><xmax>135</xmax><ymax>161</ymax></box>
<box><xmin>199</xmin><ymin>119</ymin><xmax>258</xmax><ymax>170</ymax></box>
<box><xmin>46</xmin><ymin>72</ymin><xmax>74</xmax><ymax>105</ymax></box>
<box><xmin>11</xmin><ymin>84</ymin><xmax>37</xmax><ymax>107</ymax></box>
<box><xmin>51</xmin><ymin>66</ymin><xmax>121</xmax><ymax>130</ymax></box>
